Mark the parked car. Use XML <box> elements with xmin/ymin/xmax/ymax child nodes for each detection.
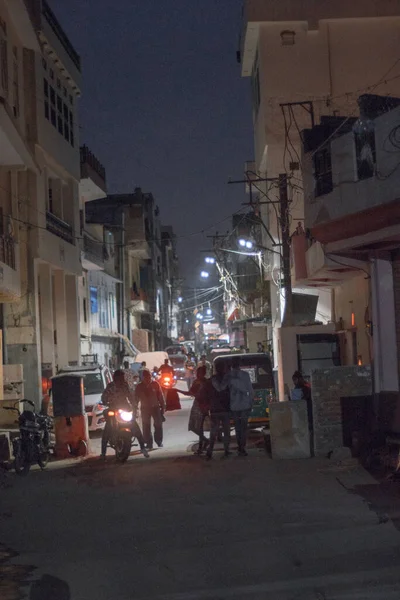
<box><xmin>49</xmin><ymin>365</ymin><xmax>113</xmax><ymax>431</ymax></box>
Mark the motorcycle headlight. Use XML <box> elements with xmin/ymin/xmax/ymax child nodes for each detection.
<box><xmin>118</xmin><ymin>410</ymin><xmax>133</xmax><ymax>423</ymax></box>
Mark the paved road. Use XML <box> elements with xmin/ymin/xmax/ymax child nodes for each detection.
<box><xmin>1</xmin><ymin>403</ymin><xmax>400</xmax><ymax>599</ymax></box>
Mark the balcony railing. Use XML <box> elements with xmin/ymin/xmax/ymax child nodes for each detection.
<box><xmin>42</xmin><ymin>1</ymin><xmax>81</xmax><ymax>71</ymax></box>
<box><xmin>46</xmin><ymin>211</ymin><xmax>74</xmax><ymax>245</ymax></box>
<box><xmin>80</xmin><ymin>145</ymin><xmax>106</xmax><ymax>184</ymax></box>
<box><xmin>0</xmin><ymin>235</ymin><xmax>15</xmax><ymax>270</ymax></box>
<box><xmin>83</xmin><ymin>232</ymin><xmax>105</xmax><ymax>266</ymax></box>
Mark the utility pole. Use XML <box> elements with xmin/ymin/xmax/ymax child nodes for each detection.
<box><xmin>279</xmin><ymin>173</ymin><xmax>293</xmax><ymax>327</ymax></box>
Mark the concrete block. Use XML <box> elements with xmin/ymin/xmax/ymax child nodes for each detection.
<box><xmin>269</xmin><ymin>400</ymin><xmax>311</xmax><ymax>460</ymax></box>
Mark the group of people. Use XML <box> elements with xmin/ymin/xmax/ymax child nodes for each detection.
<box><xmin>99</xmin><ymin>355</ymin><xmax>255</xmax><ymax>461</ymax></box>
<box><xmin>182</xmin><ymin>356</ymin><xmax>254</xmax><ymax>460</ymax></box>
<box><xmin>100</xmin><ymin>361</ymin><xmax>166</xmax><ymax>459</ymax></box>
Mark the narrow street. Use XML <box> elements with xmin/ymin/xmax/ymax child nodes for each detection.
<box><xmin>1</xmin><ymin>402</ymin><xmax>400</xmax><ymax>599</ymax></box>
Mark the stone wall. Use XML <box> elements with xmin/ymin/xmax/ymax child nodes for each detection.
<box><xmin>311</xmin><ymin>366</ymin><xmax>372</xmax><ymax>456</ymax></box>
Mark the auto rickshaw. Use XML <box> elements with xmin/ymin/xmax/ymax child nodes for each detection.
<box><xmin>213</xmin><ymin>352</ymin><xmax>276</xmax><ymax>429</ymax></box>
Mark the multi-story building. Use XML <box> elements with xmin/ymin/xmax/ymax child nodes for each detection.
<box><xmin>298</xmin><ymin>94</ymin><xmax>400</xmax><ymax>416</ymax></box>
<box><xmin>79</xmin><ymin>144</ymin><xmax>122</xmax><ymax>368</ymax></box>
<box><xmin>86</xmin><ymin>188</ymin><xmax>163</xmax><ymax>354</ymax></box>
<box><xmin>161</xmin><ymin>226</ymin><xmax>180</xmax><ymax>345</ymax></box>
<box><xmin>239</xmin><ymin>0</ymin><xmax>400</xmax><ymax>369</ymax></box>
<box><xmin>0</xmin><ymin>0</ymin><xmax>82</xmax><ymax>409</ymax></box>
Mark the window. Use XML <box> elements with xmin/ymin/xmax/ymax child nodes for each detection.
<box><xmin>12</xmin><ymin>46</ymin><xmax>19</xmax><ymax>118</ymax></box>
<box><xmin>90</xmin><ymin>286</ymin><xmax>98</xmax><ymax>314</ymax></box>
<box><xmin>99</xmin><ymin>289</ymin><xmax>109</xmax><ymax>329</ymax></box>
<box><xmin>44</xmin><ymin>79</ymin><xmax>49</xmax><ymax>120</ymax></box>
<box><xmin>49</xmin><ymin>85</ymin><xmax>56</xmax><ymax>126</ymax></box>
<box><xmin>110</xmin><ymin>293</ymin><xmax>115</xmax><ymax>319</ymax></box>
<box><xmin>48</xmin><ymin>179</ymin><xmax>53</xmax><ymax>213</ymax></box>
<box><xmin>83</xmin><ymin>297</ymin><xmax>87</xmax><ymax>323</ymax></box>
<box><xmin>42</xmin><ymin>58</ymin><xmax>47</xmax><ymax>70</ymax></box>
<box><xmin>251</xmin><ymin>51</ymin><xmax>261</xmax><ymax>115</ymax></box>
<box><xmin>355</xmin><ymin>127</ymin><xmax>376</xmax><ymax>181</ymax></box>
<box><xmin>0</xmin><ymin>18</ymin><xmax>8</xmax><ymax>98</ymax></box>
<box><xmin>43</xmin><ymin>77</ymin><xmax>75</xmax><ymax>146</ymax></box>
<box><xmin>314</xmin><ymin>148</ymin><xmax>333</xmax><ymax>197</ymax></box>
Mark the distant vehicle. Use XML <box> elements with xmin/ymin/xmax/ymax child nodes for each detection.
<box><xmin>169</xmin><ymin>354</ymin><xmax>187</xmax><ymax>380</ymax></box>
<box><xmin>49</xmin><ymin>364</ymin><xmax>112</xmax><ymax>431</ymax></box>
<box><xmin>165</xmin><ymin>344</ymin><xmax>185</xmax><ymax>356</ymax></box>
<box><xmin>213</xmin><ymin>353</ymin><xmax>276</xmax><ymax>430</ymax></box>
<box><xmin>135</xmin><ymin>351</ymin><xmax>169</xmax><ymax>374</ymax></box>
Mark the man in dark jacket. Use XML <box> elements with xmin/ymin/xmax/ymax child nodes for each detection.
<box><xmin>206</xmin><ymin>361</ymin><xmax>231</xmax><ymax>460</ymax></box>
<box><xmin>135</xmin><ymin>370</ymin><xmax>166</xmax><ymax>449</ymax></box>
<box><xmin>100</xmin><ymin>370</ymin><xmax>149</xmax><ymax>459</ymax></box>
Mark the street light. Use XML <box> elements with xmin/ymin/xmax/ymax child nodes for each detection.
<box><xmin>200</xmin><ymin>270</ymin><xmax>210</xmax><ymax>279</ymax></box>
<box><xmin>205</xmin><ymin>257</ymin><xmax>216</xmax><ymax>264</ymax></box>
<box><xmin>238</xmin><ymin>237</ymin><xmax>254</xmax><ymax>251</ymax></box>
<box><xmin>196</xmin><ymin>312</ymin><xmax>203</xmax><ymax>320</ymax></box>
<box><xmin>177</xmin><ymin>296</ymin><xmax>183</xmax><ymax>303</ymax></box>
<box><xmin>185</xmin><ymin>319</ymin><xmax>189</xmax><ymax>323</ymax></box>
<box><xmin>206</xmin><ymin>308</ymin><xmax>212</xmax><ymax>316</ymax></box>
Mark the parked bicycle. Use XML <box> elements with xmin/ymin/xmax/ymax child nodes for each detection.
<box><xmin>3</xmin><ymin>399</ymin><xmax>53</xmax><ymax>475</ymax></box>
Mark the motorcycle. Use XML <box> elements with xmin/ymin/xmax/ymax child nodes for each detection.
<box><xmin>3</xmin><ymin>399</ymin><xmax>53</xmax><ymax>476</ymax></box>
<box><xmin>157</xmin><ymin>372</ymin><xmax>181</xmax><ymax>412</ymax></box>
<box><xmin>105</xmin><ymin>407</ymin><xmax>136</xmax><ymax>463</ymax></box>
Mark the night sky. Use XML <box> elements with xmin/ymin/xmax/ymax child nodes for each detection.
<box><xmin>51</xmin><ymin>0</ymin><xmax>253</xmax><ymax>283</ymax></box>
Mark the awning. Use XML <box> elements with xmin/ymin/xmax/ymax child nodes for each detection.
<box><xmin>116</xmin><ymin>333</ymin><xmax>140</xmax><ymax>357</ymax></box>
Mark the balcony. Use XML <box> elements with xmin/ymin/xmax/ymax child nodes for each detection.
<box><xmin>46</xmin><ymin>211</ymin><xmax>74</xmax><ymax>245</ymax></box>
<box><xmin>80</xmin><ymin>145</ymin><xmax>107</xmax><ymax>201</ymax></box>
<box><xmin>130</xmin><ymin>288</ymin><xmax>150</xmax><ymax>313</ymax></box>
<box><xmin>82</xmin><ymin>232</ymin><xmax>105</xmax><ymax>271</ymax></box>
<box><xmin>127</xmin><ymin>240</ymin><xmax>151</xmax><ymax>260</ymax></box>
<box><xmin>0</xmin><ymin>236</ymin><xmax>20</xmax><ymax>301</ymax></box>
<box><xmin>42</xmin><ymin>1</ymin><xmax>81</xmax><ymax>72</ymax></box>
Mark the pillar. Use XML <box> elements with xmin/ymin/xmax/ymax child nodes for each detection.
<box><xmin>65</xmin><ymin>274</ymin><xmax>80</xmax><ymax>366</ymax></box>
<box><xmin>38</xmin><ymin>263</ymin><xmax>55</xmax><ymax>373</ymax></box>
<box><xmin>53</xmin><ymin>270</ymin><xmax>68</xmax><ymax>369</ymax></box>
<box><xmin>371</xmin><ymin>258</ymin><xmax>399</xmax><ymax>393</ymax></box>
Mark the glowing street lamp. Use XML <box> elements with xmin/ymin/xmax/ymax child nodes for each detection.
<box><xmin>196</xmin><ymin>312</ymin><xmax>203</xmax><ymax>320</ymax></box>
<box><xmin>206</xmin><ymin>308</ymin><xmax>212</xmax><ymax>316</ymax></box>
<box><xmin>205</xmin><ymin>256</ymin><xmax>216</xmax><ymax>264</ymax></box>
<box><xmin>200</xmin><ymin>270</ymin><xmax>210</xmax><ymax>279</ymax></box>
<box><xmin>178</xmin><ymin>296</ymin><xmax>183</xmax><ymax>303</ymax></box>
<box><xmin>238</xmin><ymin>237</ymin><xmax>254</xmax><ymax>251</ymax></box>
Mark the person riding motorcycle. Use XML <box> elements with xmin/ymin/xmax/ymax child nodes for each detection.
<box><xmin>159</xmin><ymin>358</ymin><xmax>174</xmax><ymax>378</ymax></box>
<box><xmin>100</xmin><ymin>369</ymin><xmax>149</xmax><ymax>459</ymax></box>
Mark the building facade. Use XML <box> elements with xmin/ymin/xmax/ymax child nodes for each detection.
<box><xmin>239</xmin><ymin>1</ymin><xmax>400</xmax><ymax>367</ymax></box>
<box><xmin>299</xmin><ymin>95</ymin><xmax>400</xmax><ymax>419</ymax></box>
<box><xmin>0</xmin><ymin>0</ymin><xmax>82</xmax><ymax>409</ymax></box>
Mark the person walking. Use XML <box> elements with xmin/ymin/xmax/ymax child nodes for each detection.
<box><xmin>100</xmin><ymin>370</ymin><xmax>149</xmax><ymax>459</ymax></box>
<box><xmin>205</xmin><ymin>361</ymin><xmax>231</xmax><ymax>460</ymax></box>
<box><xmin>227</xmin><ymin>356</ymin><xmax>254</xmax><ymax>456</ymax></box>
<box><xmin>138</xmin><ymin>361</ymin><xmax>147</xmax><ymax>381</ymax></box>
<box><xmin>135</xmin><ymin>370</ymin><xmax>165</xmax><ymax>449</ymax></box>
<box><xmin>181</xmin><ymin>365</ymin><xmax>210</xmax><ymax>454</ymax></box>
<box><xmin>185</xmin><ymin>354</ymin><xmax>197</xmax><ymax>389</ymax></box>
<box><xmin>123</xmin><ymin>360</ymin><xmax>137</xmax><ymax>393</ymax></box>
<box><xmin>198</xmin><ymin>354</ymin><xmax>212</xmax><ymax>378</ymax></box>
